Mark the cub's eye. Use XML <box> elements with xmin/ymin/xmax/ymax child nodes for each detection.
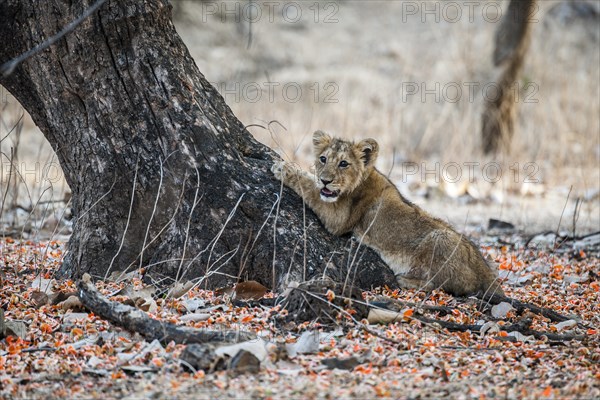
<box><xmin>319</xmin><ymin>156</ymin><xmax>327</xmax><ymax>163</ymax></box>
<box><xmin>339</xmin><ymin>160</ymin><xmax>349</xmax><ymax>168</ymax></box>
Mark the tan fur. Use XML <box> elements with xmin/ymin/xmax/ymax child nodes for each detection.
<box><xmin>272</xmin><ymin>131</ymin><xmax>504</xmax><ymax>296</ymax></box>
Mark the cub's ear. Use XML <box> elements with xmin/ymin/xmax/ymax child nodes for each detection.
<box><xmin>313</xmin><ymin>130</ymin><xmax>332</xmax><ymax>153</ymax></box>
<box><xmin>356</xmin><ymin>138</ymin><xmax>379</xmax><ymax>167</ymax></box>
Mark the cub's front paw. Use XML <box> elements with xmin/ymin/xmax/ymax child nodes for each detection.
<box><xmin>271</xmin><ymin>160</ymin><xmax>287</xmax><ymax>181</ymax></box>
<box><xmin>271</xmin><ymin>160</ymin><xmax>300</xmax><ymax>182</ymax></box>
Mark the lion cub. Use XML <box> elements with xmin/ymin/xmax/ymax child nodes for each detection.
<box><xmin>272</xmin><ymin>131</ymin><xmax>503</xmax><ymax>296</ymax></box>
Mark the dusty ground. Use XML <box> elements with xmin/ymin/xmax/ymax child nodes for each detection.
<box><xmin>0</xmin><ymin>237</ymin><xmax>599</xmax><ymax>399</ymax></box>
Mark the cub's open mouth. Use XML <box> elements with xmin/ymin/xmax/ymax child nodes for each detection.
<box><xmin>320</xmin><ymin>188</ymin><xmax>338</xmax><ymax>198</ymax></box>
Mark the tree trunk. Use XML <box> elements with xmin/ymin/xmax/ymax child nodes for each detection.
<box><xmin>0</xmin><ymin>0</ymin><xmax>395</xmax><ymax>291</ymax></box>
<box><xmin>481</xmin><ymin>0</ymin><xmax>536</xmax><ymax>155</ymax></box>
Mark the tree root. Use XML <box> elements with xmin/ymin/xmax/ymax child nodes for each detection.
<box><xmin>278</xmin><ymin>280</ymin><xmax>587</xmax><ymax>343</ymax></box>
<box><xmin>373</xmin><ymin>293</ymin><xmax>585</xmax><ymax>341</ymax></box>
<box><xmin>373</xmin><ymin>293</ymin><xmax>578</xmax><ymax>325</ymax></box>
<box><xmin>276</xmin><ymin>278</ymin><xmax>369</xmax><ymax>324</ymax></box>
<box><xmin>414</xmin><ymin>315</ymin><xmax>585</xmax><ymax>342</ymax></box>
<box><xmin>77</xmin><ymin>274</ymin><xmax>255</xmax><ymax>345</ymax></box>
<box><xmin>475</xmin><ymin>293</ymin><xmax>578</xmax><ymax>324</ymax></box>
<box><xmin>370</xmin><ymin>297</ymin><xmax>457</xmax><ymax>316</ymax></box>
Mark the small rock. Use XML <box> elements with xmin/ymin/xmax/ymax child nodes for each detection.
<box><xmin>286</xmin><ymin>331</ymin><xmax>320</xmax><ymax>357</ymax></box>
<box><xmin>0</xmin><ymin>308</ymin><xmax>27</xmax><ymax>339</ymax></box>
<box><xmin>31</xmin><ymin>277</ymin><xmax>55</xmax><ymax>295</ymax></box>
<box><xmin>167</xmin><ymin>281</ymin><xmax>194</xmax><ymax>299</ymax></box>
<box><xmin>60</xmin><ymin>296</ymin><xmax>84</xmax><ymax>311</ymax></box>
<box><xmin>86</xmin><ymin>356</ymin><xmax>104</xmax><ymax>368</ymax></box>
<box><xmin>180</xmin><ymin>343</ymin><xmax>223</xmax><ymax>372</ymax></box>
<box><xmin>555</xmin><ymin>320</ymin><xmax>578</xmax><ymax>332</ymax></box>
<box><xmin>134</xmin><ymin>297</ymin><xmax>157</xmax><ymax>313</ymax></box>
<box><xmin>321</xmin><ymin>356</ymin><xmax>361</xmax><ymax>370</ymax></box>
<box><xmin>491</xmin><ymin>302</ymin><xmax>514</xmax><ymax>319</ymax></box>
<box><xmin>62</xmin><ymin>312</ymin><xmax>89</xmax><ymax>328</ymax></box>
<box><xmin>367</xmin><ymin>308</ymin><xmax>403</xmax><ymax>324</ymax></box>
<box><xmin>480</xmin><ymin>321</ymin><xmax>500</xmax><ymax>336</ymax></box>
<box><xmin>228</xmin><ymin>349</ymin><xmax>260</xmax><ymax>374</ymax></box>
<box><xmin>488</xmin><ymin>219</ymin><xmax>515</xmax><ymax>231</ymax></box>
<box><xmin>31</xmin><ymin>290</ymin><xmax>49</xmax><ymax>308</ymax></box>
<box><xmin>215</xmin><ymin>339</ymin><xmax>269</xmax><ymax>362</ymax></box>
<box><xmin>4</xmin><ymin>320</ymin><xmax>28</xmax><ymax>339</ymax></box>
<box><xmin>181</xmin><ymin>298</ymin><xmax>206</xmax><ymax>313</ymax></box>
<box><xmin>564</xmin><ymin>273</ymin><xmax>590</xmax><ymax>284</ymax></box>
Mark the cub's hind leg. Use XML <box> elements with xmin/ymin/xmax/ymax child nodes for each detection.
<box><xmin>412</xmin><ymin>229</ymin><xmax>492</xmax><ymax>296</ymax></box>
<box><xmin>395</xmin><ymin>274</ymin><xmax>432</xmax><ymax>292</ymax></box>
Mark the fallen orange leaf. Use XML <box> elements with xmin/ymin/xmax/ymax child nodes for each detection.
<box><xmin>71</xmin><ymin>328</ymin><xmax>84</xmax><ymax>337</ymax></box>
<box><xmin>213</xmin><ymin>380</ymin><xmax>226</xmax><ymax>389</ymax></box>
<box><xmin>152</xmin><ymin>358</ymin><xmax>164</xmax><ymax>368</ymax></box>
<box><xmin>325</xmin><ymin>289</ymin><xmax>335</xmax><ymax>302</ymax></box>
<box><xmin>553</xmin><ymin>264</ymin><xmax>564</xmax><ymax>272</ymax></box>
<box><xmin>7</xmin><ymin>344</ymin><xmax>21</xmax><ymax>355</ymax></box>
<box><xmin>241</xmin><ymin>315</ymin><xmax>253</xmax><ymax>323</ymax></box>
<box><xmin>40</xmin><ymin>323</ymin><xmax>53</xmax><ymax>334</ymax></box>
<box><xmin>193</xmin><ymin>370</ymin><xmax>205</xmax><ymax>379</ymax></box>
<box><xmin>111</xmin><ymin>371</ymin><xmax>126</xmax><ymax>380</ymax></box>
<box><xmin>374</xmin><ymin>383</ymin><xmax>390</xmax><ymax>397</ymax></box>
<box><xmin>354</xmin><ymin>364</ymin><xmax>373</xmax><ymax>374</ymax></box>
<box><xmin>499</xmin><ymin>262</ymin><xmax>511</xmax><ymax>270</ymax></box>
<box><xmin>387</xmin><ymin>359</ymin><xmax>400</xmax><ymax>367</ymax></box>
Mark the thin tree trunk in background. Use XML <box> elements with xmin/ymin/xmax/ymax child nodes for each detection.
<box><xmin>0</xmin><ymin>0</ymin><xmax>395</xmax><ymax>291</ymax></box>
<box><xmin>481</xmin><ymin>0</ymin><xmax>536</xmax><ymax>154</ymax></box>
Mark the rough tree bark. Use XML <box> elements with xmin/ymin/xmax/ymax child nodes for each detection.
<box><xmin>0</xmin><ymin>0</ymin><xmax>396</xmax><ymax>291</ymax></box>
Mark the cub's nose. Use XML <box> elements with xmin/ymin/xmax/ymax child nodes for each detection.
<box><xmin>321</xmin><ymin>178</ymin><xmax>332</xmax><ymax>186</ymax></box>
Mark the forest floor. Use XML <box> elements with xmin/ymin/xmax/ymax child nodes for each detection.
<box><xmin>1</xmin><ymin>233</ymin><xmax>598</xmax><ymax>400</ymax></box>
<box><xmin>0</xmin><ymin>1</ymin><xmax>598</xmax><ymax>399</ymax></box>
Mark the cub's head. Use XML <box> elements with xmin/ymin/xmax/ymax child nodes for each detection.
<box><xmin>312</xmin><ymin>130</ymin><xmax>379</xmax><ymax>202</ymax></box>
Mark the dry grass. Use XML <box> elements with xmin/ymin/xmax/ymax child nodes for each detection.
<box><xmin>176</xmin><ymin>1</ymin><xmax>599</xmax><ymax>188</ymax></box>
<box><xmin>175</xmin><ymin>0</ymin><xmax>599</xmax><ymax>231</ymax></box>
<box><xmin>1</xmin><ymin>0</ymin><xmax>598</xmax><ymax>232</ymax></box>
